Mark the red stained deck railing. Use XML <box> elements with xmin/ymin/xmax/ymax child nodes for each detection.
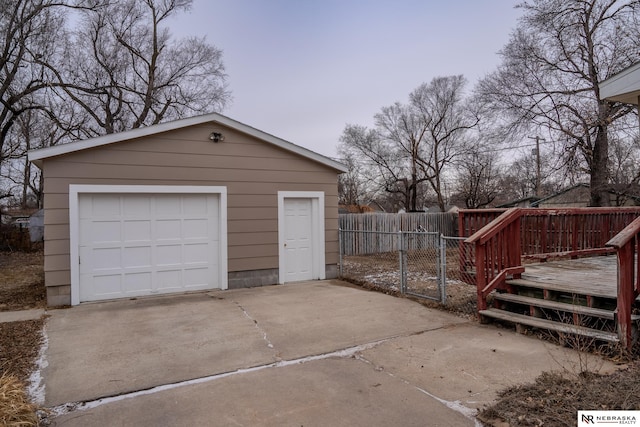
<box><xmin>462</xmin><ymin>207</ymin><xmax>640</xmax><ymax>347</ymax></box>
<box><xmin>464</xmin><ymin>209</ymin><xmax>523</xmax><ymax>311</ymax></box>
<box><xmin>606</xmin><ymin>216</ymin><xmax>640</xmax><ymax>348</ymax></box>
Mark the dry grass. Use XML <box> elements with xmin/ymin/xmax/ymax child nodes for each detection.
<box><xmin>0</xmin><ymin>319</ymin><xmax>45</xmax><ymax>382</ymax></box>
<box><xmin>479</xmin><ymin>362</ymin><xmax>640</xmax><ymax>426</ymax></box>
<box><xmin>0</xmin><ymin>372</ymin><xmax>39</xmax><ymax>427</ymax></box>
<box><xmin>0</xmin><ymin>250</ymin><xmax>46</xmax><ymax>425</ymax></box>
<box><xmin>0</xmin><ymin>251</ymin><xmax>45</xmax><ymax>311</ymax></box>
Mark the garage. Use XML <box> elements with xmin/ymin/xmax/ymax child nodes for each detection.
<box><xmin>70</xmin><ymin>185</ymin><xmax>228</xmax><ymax>304</ymax></box>
<box><xmin>28</xmin><ymin>113</ymin><xmax>345</xmax><ymax>306</ymax></box>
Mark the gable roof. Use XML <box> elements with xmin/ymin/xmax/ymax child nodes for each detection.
<box><xmin>496</xmin><ymin>196</ymin><xmax>541</xmax><ymax>208</ymax></box>
<box><xmin>28</xmin><ymin>112</ymin><xmax>347</xmax><ymax>172</ymax></box>
<box><xmin>600</xmin><ymin>61</ymin><xmax>640</xmax><ymax>105</ymax></box>
<box><xmin>530</xmin><ymin>183</ymin><xmax>589</xmax><ymax>207</ymax></box>
<box><xmin>530</xmin><ymin>183</ymin><xmax>640</xmax><ymax>207</ymax></box>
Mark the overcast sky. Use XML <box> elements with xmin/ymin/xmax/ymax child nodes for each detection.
<box><xmin>170</xmin><ymin>1</ymin><xmax>523</xmax><ymax>159</ymax></box>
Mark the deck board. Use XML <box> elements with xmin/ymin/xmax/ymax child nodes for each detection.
<box><xmin>515</xmin><ymin>256</ymin><xmax>619</xmax><ymax>299</ymax></box>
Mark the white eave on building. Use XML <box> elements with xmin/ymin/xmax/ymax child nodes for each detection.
<box><xmin>28</xmin><ymin>112</ymin><xmax>347</xmax><ymax>172</ymax></box>
<box><xmin>599</xmin><ymin>62</ymin><xmax>640</xmax><ymax>105</ymax></box>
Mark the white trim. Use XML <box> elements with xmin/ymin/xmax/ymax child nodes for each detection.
<box><xmin>29</xmin><ymin>112</ymin><xmax>347</xmax><ymax>172</ymax></box>
<box><xmin>69</xmin><ymin>184</ymin><xmax>228</xmax><ymax>305</ymax></box>
<box><xmin>600</xmin><ymin>61</ymin><xmax>640</xmax><ymax>105</ymax></box>
<box><xmin>277</xmin><ymin>191</ymin><xmax>326</xmax><ymax>284</ymax></box>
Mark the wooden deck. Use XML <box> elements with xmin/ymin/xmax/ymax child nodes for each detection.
<box><xmin>480</xmin><ymin>255</ymin><xmax>636</xmax><ymax>343</ymax></box>
<box><xmin>515</xmin><ymin>256</ymin><xmax>618</xmax><ymax>299</ymax></box>
<box><xmin>462</xmin><ymin>208</ymin><xmax>640</xmax><ymax>347</ymax></box>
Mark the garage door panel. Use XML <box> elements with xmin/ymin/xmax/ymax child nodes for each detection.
<box><xmin>122</xmin><ymin>246</ymin><xmax>152</xmax><ymax>268</ymax></box>
<box><xmin>123</xmin><ymin>195</ymin><xmax>151</xmax><ymax>215</ymax></box>
<box><xmin>155</xmin><ymin>195</ymin><xmax>181</xmax><ymax>215</ymax></box>
<box><xmin>91</xmin><ymin>195</ymin><xmax>121</xmax><ymax>217</ymax></box>
<box><xmin>183</xmin><ymin>219</ymin><xmax>209</xmax><ymax>239</ymax></box>
<box><xmin>78</xmin><ymin>193</ymin><xmax>221</xmax><ymax>302</ymax></box>
<box><xmin>123</xmin><ymin>272</ymin><xmax>152</xmax><ymax>293</ymax></box>
<box><xmin>157</xmin><ymin>220</ymin><xmax>181</xmax><ymax>240</ymax></box>
<box><xmin>183</xmin><ymin>268</ymin><xmax>209</xmax><ymax>287</ymax></box>
<box><xmin>157</xmin><ymin>245</ymin><xmax>182</xmax><ymax>266</ymax></box>
<box><xmin>86</xmin><ymin>221</ymin><xmax>121</xmax><ymax>244</ymax></box>
<box><xmin>184</xmin><ymin>243</ymin><xmax>209</xmax><ymax>264</ymax></box>
<box><xmin>92</xmin><ymin>274</ymin><xmax>123</xmax><ymax>296</ymax></box>
<box><xmin>92</xmin><ymin>247</ymin><xmax>122</xmax><ymax>270</ymax></box>
<box><xmin>183</xmin><ymin>196</ymin><xmax>208</xmax><ymax>214</ymax></box>
<box><xmin>123</xmin><ymin>220</ymin><xmax>151</xmax><ymax>242</ymax></box>
<box><xmin>156</xmin><ymin>270</ymin><xmax>182</xmax><ymax>290</ymax></box>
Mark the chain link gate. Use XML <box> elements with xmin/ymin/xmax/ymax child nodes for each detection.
<box><xmin>401</xmin><ymin>231</ymin><xmax>442</xmax><ymax>301</ymax></box>
<box><xmin>339</xmin><ymin>229</ymin><xmax>478</xmax><ymax>314</ymax></box>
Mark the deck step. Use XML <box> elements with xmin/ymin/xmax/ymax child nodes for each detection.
<box><xmin>479</xmin><ymin>308</ymin><xmax>619</xmax><ymax>343</ymax></box>
<box><xmin>492</xmin><ymin>293</ymin><xmax>619</xmax><ymax>320</ymax></box>
<box><xmin>493</xmin><ymin>292</ymin><xmax>640</xmax><ymax>321</ymax></box>
<box><xmin>507</xmin><ymin>277</ymin><xmax>617</xmax><ymax>300</ymax></box>
<box><xmin>507</xmin><ymin>274</ymin><xmax>640</xmax><ymax>302</ymax></box>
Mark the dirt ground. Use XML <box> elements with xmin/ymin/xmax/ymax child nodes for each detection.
<box><xmin>0</xmin><ymin>250</ymin><xmax>46</xmax><ymax>311</ymax></box>
<box><xmin>0</xmin><ymin>250</ymin><xmax>46</xmax><ymax>384</ymax></box>
<box><xmin>341</xmin><ymin>250</ymin><xmax>478</xmax><ymax>318</ymax></box>
<box><xmin>2</xmin><ymin>250</ymin><xmax>640</xmax><ymax>426</ymax></box>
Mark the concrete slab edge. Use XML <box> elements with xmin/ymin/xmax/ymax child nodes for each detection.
<box><xmin>43</xmin><ymin>335</ymin><xmax>480</xmax><ymax>425</ymax></box>
<box><xmin>0</xmin><ymin>308</ymin><xmax>46</xmax><ymax>323</ymax></box>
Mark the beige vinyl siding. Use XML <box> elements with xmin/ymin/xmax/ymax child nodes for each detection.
<box><xmin>41</xmin><ymin>122</ymin><xmax>340</xmax><ymax>294</ymax></box>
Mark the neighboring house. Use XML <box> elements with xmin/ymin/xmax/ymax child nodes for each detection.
<box><xmin>0</xmin><ymin>207</ymin><xmax>40</xmax><ymax>225</ymax></box>
<box><xmin>531</xmin><ymin>183</ymin><xmax>640</xmax><ymax>208</ymax></box>
<box><xmin>29</xmin><ymin>113</ymin><xmax>347</xmax><ymax>306</ymax></box>
<box><xmin>497</xmin><ymin>196</ymin><xmax>540</xmax><ymax>208</ymax></box>
<box><xmin>338</xmin><ymin>201</ymin><xmax>385</xmax><ymax>213</ymax></box>
<box><xmin>425</xmin><ymin>205</ymin><xmax>459</xmax><ymax>214</ymax></box>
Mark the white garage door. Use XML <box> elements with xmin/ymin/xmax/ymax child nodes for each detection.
<box><xmin>78</xmin><ymin>193</ymin><xmax>221</xmax><ymax>302</ymax></box>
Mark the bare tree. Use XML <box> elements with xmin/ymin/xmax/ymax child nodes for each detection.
<box><xmin>0</xmin><ymin>0</ymin><xmax>231</xmax><ymax>206</ymax></box>
<box><xmin>337</xmin><ymin>144</ymin><xmax>374</xmax><ymax>208</ymax></box>
<box><xmin>339</xmin><ymin>123</ymin><xmax>421</xmax><ymax>211</ymax></box>
<box><xmin>410</xmin><ymin>76</ymin><xmax>479</xmax><ymax>210</ymax></box>
<box><xmin>46</xmin><ymin>0</ymin><xmax>230</xmax><ymax>136</ymax></box>
<box><xmin>608</xmin><ymin>132</ymin><xmax>640</xmax><ymax>204</ymax></box>
<box><xmin>476</xmin><ymin>0</ymin><xmax>640</xmax><ymax>206</ymax></box>
<box><xmin>0</xmin><ymin>1</ymin><xmax>65</xmax><ymax>166</ymax></box>
<box><xmin>452</xmin><ymin>146</ymin><xmax>502</xmax><ymax>208</ymax></box>
<box><xmin>0</xmin><ymin>0</ymin><xmax>72</xmax><ymax>207</ymax></box>
<box><xmin>341</xmin><ymin>76</ymin><xmax>477</xmax><ymax>212</ymax></box>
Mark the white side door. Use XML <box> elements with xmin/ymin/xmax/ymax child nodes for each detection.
<box><xmin>278</xmin><ymin>192</ymin><xmax>325</xmax><ymax>284</ymax></box>
<box><xmin>283</xmin><ymin>198</ymin><xmax>314</xmax><ymax>282</ymax></box>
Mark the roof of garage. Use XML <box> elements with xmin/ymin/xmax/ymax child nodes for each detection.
<box><xmin>28</xmin><ymin>112</ymin><xmax>347</xmax><ymax>172</ymax></box>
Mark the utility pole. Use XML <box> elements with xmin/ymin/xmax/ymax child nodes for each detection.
<box><xmin>528</xmin><ymin>136</ymin><xmax>545</xmax><ymax>197</ymax></box>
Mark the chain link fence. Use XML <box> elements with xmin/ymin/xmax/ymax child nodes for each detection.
<box><xmin>339</xmin><ymin>229</ymin><xmax>477</xmax><ymax>317</ymax></box>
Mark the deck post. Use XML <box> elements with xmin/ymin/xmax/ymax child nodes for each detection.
<box><xmin>616</xmin><ymin>242</ymin><xmax>634</xmax><ymax>348</ymax></box>
<box><xmin>476</xmin><ymin>242</ymin><xmax>487</xmax><ymax>312</ymax></box>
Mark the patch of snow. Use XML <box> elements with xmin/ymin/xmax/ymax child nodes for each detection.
<box><xmin>27</xmin><ymin>321</ymin><xmax>48</xmax><ymax>405</ymax></box>
<box><xmin>46</xmin><ymin>337</ymin><xmax>396</xmax><ymax>417</ymax></box>
<box><xmin>355</xmin><ymin>354</ymin><xmax>482</xmax><ymax>426</ymax></box>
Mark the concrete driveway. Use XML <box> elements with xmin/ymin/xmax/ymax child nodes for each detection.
<box><xmin>40</xmin><ymin>280</ymin><xmax>613</xmax><ymax>426</ymax></box>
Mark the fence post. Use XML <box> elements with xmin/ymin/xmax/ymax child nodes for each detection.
<box><xmin>399</xmin><ymin>231</ymin><xmax>406</xmax><ymax>294</ymax></box>
<box><xmin>338</xmin><ymin>228</ymin><xmax>343</xmax><ymax>276</ymax></box>
<box><xmin>439</xmin><ymin>234</ymin><xmax>447</xmax><ymax>304</ymax></box>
